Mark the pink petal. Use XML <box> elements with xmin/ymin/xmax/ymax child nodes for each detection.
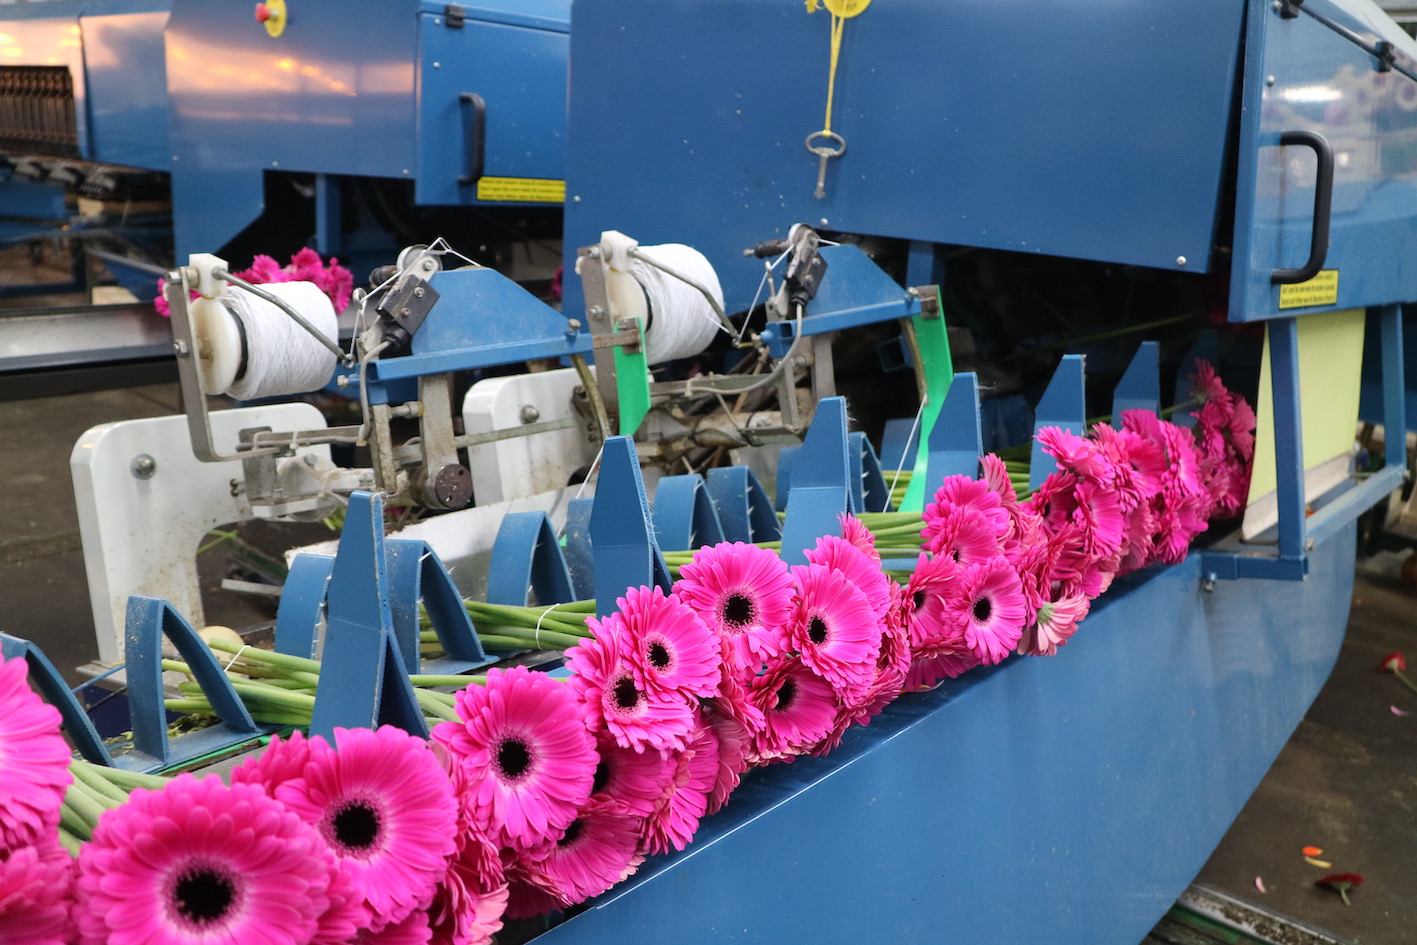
<box><xmin>1391</xmin><ymin>705</ymin><xmax>1410</xmax><ymax>717</ymax></box>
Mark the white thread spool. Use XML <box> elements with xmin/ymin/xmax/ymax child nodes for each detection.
<box><xmin>628</xmin><ymin>243</ymin><xmax>725</xmax><ymax>365</ymax></box>
<box><xmin>192</xmin><ymin>281</ymin><xmax>339</xmax><ymax>399</ymax></box>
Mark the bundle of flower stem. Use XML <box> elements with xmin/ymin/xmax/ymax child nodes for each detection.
<box><xmin>58</xmin><ymin>758</ymin><xmax>167</xmax><ymax>852</ymax></box>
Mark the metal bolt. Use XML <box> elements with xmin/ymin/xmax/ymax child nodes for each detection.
<box><xmin>588</xmin><ymin>305</ymin><xmax>605</xmax><ymax>317</ymax></box>
<box><xmin>131</xmin><ymin>454</ymin><xmax>157</xmax><ymax>479</ymax></box>
<box><xmin>1202</xmin><ymin>572</ymin><xmax>1217</xmax><ymax>593</ymax></box>
<box><xmin>303</xmin><ymin>453</ymin><xmax>319</xmax><ymax>467</ymax></box>
<box><xmin>1176</xmin><ymin>256</ymin><xmax>1187</xmax><ymax>266</ymax></box>
<box><xmin>819</xmin><ymin>218</ymin><xmax>830</xmax><ymax>227</ymax></box>
<box><xmin>433</xmin><ymin>61</ymin><xmax>441</xmax><ymax>69</ymax></box>
<box><xmin>172</xmin><ymin>340</ymin><xmax>189</xmax><ymax>356</ymax></box>
<box><xmin>567</xmin><ymin>318</ymin><xmax>582</xmax><ymax>332</ymax></box>
<box><xmin>1266</xmin><ymin>75</ymin><xmax>1276</xmax><ymax>87</ymax></box>
<box><xmin>336</xmin><ymin>374</ymin><xmax>350</xmax><ymax>389</ymax></box>
<box><xmin>272</xmin><ymin>161</ymin><xmax>279</xmax><ymax>168</ymax></box>
<box><xmin>414</xmin><ymin>286</ymin><xmax>425</xmax><ymax>298</ymax></box>
<box><xmin>1272</xmin><ymin>0</ymin><xmax>1281</xmax><ymax>10</ymax></box>
<box><xmin>519</xmin><ymin>405</ymin><xmax>541</xmax><ymax>424</ymax></box>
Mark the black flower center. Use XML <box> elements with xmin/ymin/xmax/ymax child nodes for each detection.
<box><xmin>173</xmin><ymin>867</ymin><xmax>236</xmax><ymax>926</ymax></box>
<box><xmin>332</xmin><ymin>800</ymin><xmax>381</xmax><ymax>850</ymax></box>
<box><xmin>612</xmin><ymin>675</ymin><xmax>642</xmax><ymax>711</ymax></box>
<box><xmin>558</xmin><ymin>819</ymin><xmax>585</xmax><ymax>847</ymax></box>
<box><xmin>592</xmin><ymin>759</ymin><xmax>610</xmax><ymax>794</ymax></box>
<box><xmin>647</xmin><ymin>641</ymin><xmax>671</xmax><ymax>669</ymax></box>
<box><xmin>973</xmin><ymin>596</ymin><xmax>992</xmax><ymax>623</ymax></box>
<box><xmin>807</xmin><ymin>616</ymin><xmax>828</xmax><ymax>645</ymax></box>
<box><xmin>723</xmin><ymin>592</ymin><xmax>756</xmax><ymax>628</ymax></box>
<box><xmin>775</xmin><ymin>678</ymin><xmax>797</xmax><ymax>711</ymax></box>
<box><xmin>913</xmin><ymin>589</ymin><xmax>926</xmax><ymax>611</ymax></box>
<box><xmin>497</xmin><ymin>739</ymin><xmax>532</xmax><ymax>779</ymax></box>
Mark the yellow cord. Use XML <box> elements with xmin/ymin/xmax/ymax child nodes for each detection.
<box><xmin>820</xmin><ymin>13</ymin><xmax>846</xmax><ymax>137</ymax></box>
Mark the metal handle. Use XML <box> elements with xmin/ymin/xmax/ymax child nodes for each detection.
<box><xmin>1270</xmin><ymin>129</ymin><xmax>1334</xmax><ymax>285</ymax></box>
<box><xmin>457</xmin><ymin>92</ymin><xmax>486</xmax><ymax>186</ymax></box>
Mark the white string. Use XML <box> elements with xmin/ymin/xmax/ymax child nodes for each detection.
<box><xmin>574</xmin><ymin>442</ymin><xmax>605</xmax><ymax>502</ymax></box>
<box><xmin>225</xmin><ymin>282</ymin><xmax>340</xmax><ymax>399</ymax></box>
<box><xmin>739</xmin><ymin>246</ymin><xmax>792</xmax><ymax>346</ymax></box>
<box><xmin>885</xmin><ymin>397</ymin><xmax>928</xmax><ymax>512</ymax></box>
<box><xmin>533</xmin><ymin>603</ymin><xmax>563</xmax><ymax>649</ymax></box>
<box><xmin>222</xmin><ymin>644</ymin><xmax>252</xmax><ymax>673</ymax></box>
<box><xmin>629</xmin><ymin>243</ymin><xmax>726</xmax><ymax>364</ymax></box>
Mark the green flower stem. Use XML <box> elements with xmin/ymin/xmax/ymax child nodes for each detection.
<box><xmin>407</xmin><ymin>674</ymin><xmax>486</xmax><ymax>689</ymax></box>
<box><xmin>203</xmin><ymin>638</ymin><xmax>322</xmax><ymax>675</ymax></box>
<box><xmin>414</xmin><ymin>689</ymin><xmax>461</xmax><ymax>723</ymax></box>
<box><xmin>69</xmin><ymin>760</ymin><xmax>130</xmax><ymax>806</ymax></box>
<box><xmin>56</xmin><ymin>826</ymin><xmax>84</xmax><ymax>856</ymax></box>
<box><xmin>462</xmin><ymin>603</ymin><xmax>589</xmax><ymax>636</ymax></box>
<box><xmin>64</xmin><ymin>783</ymin><xmax>111</xmax><ymax>827</ymax></box>
<box><xmin>1340</xmin><ymin>887</ymin><xmax>1353</xmax><ymax>907</ymax></box>
<box><xmin>68</xmin><ymin>776</ymin><xmax>122</xmax><ymax>816</ymax></box>
<box><xmin>475</xmin><ymin>634</ymin><xmax>533</xmax><ymax>651</ymax></box>
<box><xmin>59</xmin><ymin>799</ymin><xmax>93</xmax><ymax>840</ymax></box>
<box><xmin>76</xmin><ymin>760</ymin><xmax>168</xmax><ymax>792</ymax></box>
<box><xmin>857</xmin><ymin>512</ymin><xmax>926</xmax><ymax>528</ymax></box>
<box><xmin>474</xmin><ymin>623</ymin><xmax>588</xmax><ymax>650</ymax></box>
<box><xmin>1392</xmin><ymin>667</ymin><xmax>1417</xmax><ymax>698</ymax></box>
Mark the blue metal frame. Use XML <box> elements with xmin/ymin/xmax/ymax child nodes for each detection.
<box><xmin>652</xmin><ymin>474</ymin><xmax>727</xmax><ymax>552</ymax></box>
<box><xmin>589</xmin><ymin>437</ymin><xmax>673</xmax><ymax>617</ymax></box>
<box><xmin>1111</xmin><ymin>341</ymin><xmax>1160</xmax><ymax>425</ymax></box>
<box><xmin>1028</xmin><ymin>354</ymin><xmax>1087</xmax><ymax>491</ymax></box>
<box><xmin>705</xmin><ymin>466</ymin><xmax>781</xmax><ymax>544</ymax></box>
<box><xmin>922</xmin><ymin>372</ymin><xmax>983</xmax><ymax>495</ymax></box>
<box><xmin>487</xmin><ymin>511</ymin><xmax>576</xmax><ymax>607</ymax></box>
<box><xmin>0</xmin><ymin>633</ymin><xmax>113</xmax><ymax>765</ymax></box>
<box><xmin>778</xmin><ymin>397</ymin><xmax>853</xmax><ymax>565</ymax></box>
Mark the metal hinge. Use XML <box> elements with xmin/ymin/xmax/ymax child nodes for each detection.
<box><xmin>444</xmin><ymin>4</ymin><xmax>465</xmax><ymax>28</ymax></box>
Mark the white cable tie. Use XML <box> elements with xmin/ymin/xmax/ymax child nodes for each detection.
<box><xmin>534</xmin><ymin>603</ymin><xmax>564</xmax><ymax>649</ymax></box>
<box><xmin>222</xmin><ymin>644</ymin><xmax>253</xmax><ymax>673</ymax></box>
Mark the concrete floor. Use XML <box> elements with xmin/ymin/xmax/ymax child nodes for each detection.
<box><xmin>0</xmin><ymin>375</ymin><xmax>1410</xmax><ymax>944</ymax></box>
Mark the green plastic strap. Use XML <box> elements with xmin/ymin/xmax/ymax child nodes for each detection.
<box><xmin>900</xmin><ymin>287</ymin><xmax>953</xmax><ymax>511</ymax></box>
<box><xmin>613</xmin><ymin>322</ymin><xmax>652</xmax><ymax>436</ymax></box>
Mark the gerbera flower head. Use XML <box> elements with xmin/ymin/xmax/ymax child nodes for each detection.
<box><xmin>837</xmin><ymin>513</ymin><xmax>881</xmax><ymax>563</ymax></box>
<box><xmin>921</xmin><ymin>474</ymin><xmax>1009</xmax><ymax>557</ymax></box>
<box><xmin>1380</xmin><ymin>651</ymin><xmax>1407</xmax><ymax>673</ymax></box>
<box><xmin>276</xmin><ymin>727</ymin><xmax>458</xmax><ymax>931</ymax></box>
<box><xmin>1017</xmin><ymin>593</ymin><xmax>1089</xmax><ymax>657</ymax></box>
<box><xmin>588</xmin><ymin>729</ymin><xmax>675</xmax><ymax>819</ymax></box>
<box><xmin>502</xmin><ymin>863</ymin><xmax>571</xmax><ymax>920</ymax></box>
<box><xmin>607</xmin><ymin>585</ymin><xmax>722</xmax><ymax>699</ymax></box>
<box><xmin>75</xmin><ymin>775</ymin><xmax>334</xmax><ymax>945</ymax></box>
<box><xmin>0</xmin><ymin>840</ymin><xmax>74</xmax><ymax>945</ymax></box>
<box><xmin>525</xmin><ymin>804</ymin><xmax>644</xmax><ymax>904</ymax></box>
<box><xmin>947</xmin><ymin>556</ymin><xmax>1027</xmax><ymax>666</ymax></box>
<box><xmin>1037</xmin><ymin>426</ymin><xmax>1114</xmax><ymax>484</ymax></box>
<box><xmin>904</xmin><ymin>552</ymin><xmax>966</xmax><ymax>658</ymax></box>
<box><xmin>1315</xmin><ymin>872</ymin><xmax>1364</xmax><ymax>907</ymax></box>
<box><xmin>748</xmin><ymin>658</ymin><xmax>839</xmax><ymax>764</ymax></box>
<box><xmin>702</xmin><ymin>700</ymin><xmax>753</xmax><ymax>816</ymax></box>
<box><xmin>806</xmin><ymin>534</ymin><xmax>892</xmax><ymax>621</ymax></box>
<box><xmin>674</xmin><ymin>541</ymin><xmax>795</xmax><ymax>675</ymax></box>
<box><xmin>787</xmin><ymin>563</ymin><xmax>881</xmax><ymax>702</ymax></box>
<box><xmin>435</xmin><ymin>667</ymin><xmax>598</xmax><ymax>852</ymax></box>
<box><xmin>641</xmin><ymin>721</ymin><xmax>720</xmax><ymax>856</ymax></box>
<box><xmin>0</xmin><ymin>657</ymin><xmax>71</xmax><ymax>853</ymax></box>
<box><xmin>565</xmin><ymin>628</ymin><xmax>696</xmax><ymax>755</ymax></box>
<box><xmin>426</xmin><ymin>865</ymin><xmax>506</xmax><ymax>945</ymax></box>
<box><xmin>230</xmin><ymin>728</ymin><xmax>313</xmax><ymax>797</ymax></box>
<box><xmin>979</xmin><ymin>453</ymin><xmax>1019</xmax><ymax>508</ymax></box>
<box><xmin>903</xmin><ymin>651</ymin><xmax>980</xmax><ymax>691</ymax></box>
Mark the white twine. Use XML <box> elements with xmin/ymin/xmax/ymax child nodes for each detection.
<box><xmin>534</xmin><ymin>603</ymin><xmax>564</xmax><ymax>649</ymax></box>
<box><xmin>225</xmin><ymin>281</ymin><xmax>340</xmax><ymax>400</ymax></box>
<box><xmin>222</xmin><ymin>644</ymin><xmax>252</xmax><ymax>673</ymax></box>
<box><xmin>629</xmin><ymin>243</ymin><xmax>726</xmax><ymax>364</ymax></box>
<box><xmin>885</xmin><ymin>397</ymin><xmax>928</xmax><ymax>511</ymax></box>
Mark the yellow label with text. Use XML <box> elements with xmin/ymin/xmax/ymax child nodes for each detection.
<box><xmin>823</xmin><ymin>0</ymin><xmax>872</xmax><ymax>15</ymax></box>
<box><xmin>1278</xmin><ymin>270</ymin><xmax>1339</xmax><ymax>309</ymax></box>
<box><xmin>475</xmin><ymin>177</ymin><xmax>566</xmax><ymax>204</ymax></box>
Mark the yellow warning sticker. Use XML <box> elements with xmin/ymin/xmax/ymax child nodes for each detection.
<box><xmin>824</xmin><ymin>0</ymin><xmax>872</xmax><ymax>16</ymax></box>
<box><xmin>475</xmin><ymin>177</ymin><xmax>566</xmax><ymax>204</ymax></box>
<box><xmin>1279</xmin><ymin>270</ymin><xmax>1339</xmax><ymax>309</ymax></box>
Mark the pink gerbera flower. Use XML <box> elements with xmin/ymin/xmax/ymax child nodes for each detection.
<box><xmin>75</xmin><ymin>775</ymin><xmax>334</xmax><ymax>945</ymax></box>
<box><xmin>903</xmin><ymin>651</ymin><xmax>980</xmax><ymax>691</ymax></box>
<box><xmin>1017</xmin><ymin>594</ymin><xmax>1090</xmax><ymax>657</ymax></box>
<box><xmin>1037</xmin><ymin>426</ymin><xmax>1115</xmax><ymax>483</ymax></box>
<box><xmin>565</xmin><ymin>628</ymin><xmax>696</xmax><ymax>755</ymax></box>
<box><xmin>277</xmin><ymin>727</ymin><xmax>458</xmax><ymax>931</ymax></box>
<box><xmin>423</xmin><ymin>748</ymin><xmax>506</xmax><ymax>945</ymax></box>
<box><xmin>602</xmin><ymin>586</ymin><xmax>721</xmax><ymax>699</ymax></box>
<box><xmin>588</xmin><ymin>730</ymin><xmax>675</xmax><ymax>819</ymax></box>
<box><xmin>787</xmin><ymin>563</ymin><xmax>881</xmax><ymax>702</ymax></box>
<box><xmin>230</xmin><ymin>728</ymin><xmax>314</xmax><ymax>796</ymax></box>
<box><xmin>903</xmin><ymin>553</ymin><xmax>965</xmax><ymax>658</ymax></box>
<box><xmin>0</xmin><ymin>657</ymin><xmax>71</xmax><ymax>853</ymax></box>
<box><xmin>837</xmin><ymin>513</ymin><xmax>881</xmax><ymax>563</ymax></box>
<box><xmin>0</xmin><ymin>840</ymin><xmax>74</xmax><ymax>945</ymax></box>
<box><xmin>806</xmin><ymin>534</ymin><xmax>892</xmax><ymax>620</ymax></box>
<box><xmin>979</xmin><ymin>454</ymin><xmax>1019</xmax><ymax>508</ymax></box>
<box><xmin>748</xmin><ymin>658</ymin><xmax>839</xmax><ymax>764</ymax></box>
<box><xmin>702</xmin><ymin>700</ymin><xmax>753</xmax><ymax>816</ymax></box>
<box><xmin>641</xmin><ymin>721</ymin><xmax>719</xmax><ymax>855</ymax></box>
<box><xmin>502</xmin><ymin>864</ymin><xmax>571</xmax><ymax>920</ymax></box>
<box><xmin>947</xmin><ymin>556</ymin><xmax>1027</xmax><ymax>666</ymax></box>
<box><xmin>435</xmin><ymin>667</ymin><xmax>598</xmax><ymax>852</ymax></box>
<box><xmin>674</xmin><ymin>542</ymin><xmax>795</xmax><ymax>675</ymax></box>
<box><xmin>528</xmin><ymin>804</ymin><xmax>644</xmax><ymax>903</ymax></box>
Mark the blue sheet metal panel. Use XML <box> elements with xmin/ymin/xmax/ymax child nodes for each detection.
<box><xmin>563</xmin><ymin>0</ymin><xmax>1245</xmax><ymax>318</ymax></box>
<box><xmin>79</xmin><ymin>4</ymin><xmax>169</xmax><ymax>170</ymax></box>
<box><xmin>1230</xmin><ymin>0</ymin><xmax>1417</xmax><ymax>322</ymax></box>
<box><xmin>414</xmin><ymin>12</ymin><xmax>568</xmax><ymax>206</ymax></box>
<box><xmin>534</xmin><ymin>524</ymin><xmax>1355</xmax><ymax>945</ymax></box>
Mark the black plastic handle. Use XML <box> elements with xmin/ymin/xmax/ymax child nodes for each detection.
<box><xmin>457</xmin><ymin>92</ymin><xmax>486</xmax><ymax>186</ymax></box>
<box><xmin>1270</xmin><ymin>129</ymin><xmax>1334</xmax><ymax>285</ymax></box>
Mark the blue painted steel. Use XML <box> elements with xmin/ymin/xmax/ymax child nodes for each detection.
<box><xmin>879</xmin><ymin>416</ymin><xmax>920</xmax><ymax>472</ymax></box>
<box><xmin>1229</xmin><ymin>0</ymin><xmax>1417</xmax><ymax>322</ymax></box>
<box><xmin>561</xmin><ymin>496</ymin><xmax>596</xmax><ymax>602</ymax></box>
<box><xmin>1270</xmin><ymin>318</ymin><xmax>1309</xmax><ymax>563</ymax></box>
<box><xmin>905</xmin><ymin>240</ymin><xmax>942</xmax><ymax>288</ymax></box>
<box><xmin>563</xmin><ymin>0</ymin><xmax>1246</xmax><ymax>317</ymax></box>
<box><xmin>0</xmin><ymin>178</ymin><xmax>68</xmax><ymax>228</ymax></box>
<box><xmin>1357</xmin><ymin>305</ymin><xmax>1417</xmax><ymax>431</ymax></box>
<box><xmin>851</xmin><ymin>431</ymin><xmax>891</xmax><ymax>514</ymax></box>
<box><xmin>366</xmin><ymin>267</ymin><xmax>590</xmax><ymax>399</ymax></box>
<box><xmin>388</xmin><ymin>539</ymin><xmax>494</xmax><ymax>675</ymax></box>
<box><xmin>1111</xmin><ymin>341</ymin><xmax>1160</xmax><ymax>425</ymax></box>
<box><xmin>0</xmin><ymin>633</ymin><xmax>113</xmax><ymax>765</ymax></box>
<box><xmin>1172</xmin><ymin>330</ymin><xmax>1220</xmax><ymax>429</ymax></box>
<box><xmin>487</xmin><ymin>511</ymin><xmax>576</xmax><ymax>606</ymax></box>
<box><xmin>773</xmin><ymin>446</ymin><xmax>796</xmax><ymax>513</ymax></box>
<box><xmin>921</xmin><ymin>372</ymin><xmax>983</xmax><ymax>496</ymax></box>
<box><xmin>530</xmin><ymin>521</ymin><xmax>1357</xmax><ymax>945</ymax></box>
<box><xmin>79</xmin><ymin>2</ymin><xmax>170</xmax><ymax>169</ymax></box>
<box><xmin>652</xmin><ymin>474</ymin><xmax>726</xmax><ymax>552</ymax></box>
<box><xmin>1378</xmin><ymin>304</ymin><xmax>1407</xmax><ymax>464</ymax></box>
<box><xmin>274</xmin><ymin>553</ymin><xmax>334</xmax><ymax>658</ymax></box>
<box><xmin>1029</xmin><ymin>355</ymin><xmax>1086</xmax><ymax>491</ymax></box>
<box><xmin>778</xmin><ymin>397</ymin><xmax>852</xmax><ymax>565</ymax></box>
<box><xmin>165</xmin><ymin>0</ymin><xmax>570</xmax><ymax>255</ymax></box>
<box><xmin>308</xmin><ymin>492</ymin><xmax>428</xmax><ymax>740</ymax></box>
<box><xmin>706</xmin><ymin>466</ymin><xmax>780</xmax><ymax>543</ymax></box>
<box><xmin>120</xmin><ymin>596</ymin><xmax>264</xmax><ymax>773</ymax></box>
<box><xmin>589</xmin><ymin>437</ymin><xmax>672</xmax><ymax>617</ymax></box>
<box><xmin>761</xmin><ymin>245</ymin><xmax>922</xmax><ymax>347</ymax></box>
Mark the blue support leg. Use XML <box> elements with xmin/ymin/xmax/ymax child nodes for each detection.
<box><xmin>851</xmin><ymin>432</ymin><xmax>892</xmax><ymax>514</ymax></box>
<box><xmin>488</xmin><ymin>511</ymin><xmax>577</xmax><ymax>606</ymax></box>
<box><xmin>1172</xmin><ymin>330</ymin><xmax>1220</xmax><ymax>428</ymax></box>
<box><xmin>1268</xmin><ymin>318</ymin><xmax>1307</xmax><ymax>565</ymax></box>
<box><xmin>779</xmin><ymin>397</ymin><xmax>853</xmax><ymax>565</ymax></box>
<box><xmin>922</xmin><ymin>372</ymin><xmax>983</xmax><ymax>495</ymax></box>
<box><xmin>1382</xmin><ymin>304</ymin><xmax>1407</xmax><ymax>471</ymax></box>
<box><xmin>653</xmin><ymin>474</ymin><xmax>727</xmax><ymax>551</ymax></box>
<box><xmin>562</xmin><ymin>497</ymin><xmax>597</xmax><ymax>601</ymax></box>
<box><xmin>707</xmin><ymin>466</ymin><xmax>782</xmax><ymax>543</ymax></box>
<box><xmin>274</xmin><ymin>554</ymin><xmax>335</xmax><ymax>659</ymax></box>
<box><xmin>1111</xmin><ymin>341</ymin><xmax>1160</xmax><ymax>426</ymax></box>
<box><xmin>1029</xmin><ymin>354</ymin><xmax>1087</xmax><ymax>491</ymax></box>
<box><xmin>590</xmin><ymin>437</ymin><xmax>673</xmax><ymax>617</ymax></box>
<box><xmin>1</xmin><ymin>633</ymin><xmax>113</xmax><ymax>766</ymax></box>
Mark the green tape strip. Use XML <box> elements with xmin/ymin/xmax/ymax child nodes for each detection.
<box><xmin>613</xmin><ymin>324</ymin><xmax>652</xmax><ymax>436</ymax></box>
<box><xmin>899</xmin><ymin>288</ymin><xmax>953</xmax><ymax>511</ymax></box>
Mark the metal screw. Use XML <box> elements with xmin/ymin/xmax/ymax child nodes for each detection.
<box><xmin>336</xmin><ymin>374</ymin><xmax>350</xmax><ymax>389</ymax></box>
<box><xmin>433</xmin><ymin>62</ymin><xmax>441</xmax><ymax>69</ymax></box>
<box><xmin>567</xmin><ymin>318</ymin><xmax>582</xmax><ymax>332</ymax></box>
<box><xmin>1272</xmin><ymin>0</ymin><xmax>1281</xmax><ymax>10</ymax></box>
<box><xmin>819</xmin><ymin>218</ymin><xmax>830</xmax><ymax>227</ymax></box>
<box><xmin>131</xmin><ymin>455</ymin><xmax>157</xmax><ymax>479</ymax></box>
<box><xmin>1176</xmin><ymin>256</ymin><xmax>1187</xmax><ymax>266</ymax></box>
<box><xmin>519</xmin><ymin>405</ymin><xmax>541</xmax><ymax>424</ymax></box>
<box><xmin>414</xmin><ymin>286</ymin><xmax>425</xmax><ymax>298</ymax></box>
<box><xmin>1266</xmin><ymin>75</ymin><xmax>1276</xmax><ymax>87</ymax></box>
<box><xmin>272</xmin><ymin>161</ymin><xmax>279</xmax><ymax>168</ymax></box>
<box><xmin>1201</xmin><ymin>572</ymin><xmax>1217</xmax><ymax>593</ymax></box>
<box><xmin>303</xmin><ymin>453</ymin><xmax>319</xmax><ymax>467</ymax></box>
<box><xmin>172</xmin><ymin>340</ymin><xmax>189</xmax><ymax>356</ymax></box>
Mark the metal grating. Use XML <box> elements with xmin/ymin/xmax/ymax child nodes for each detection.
<box><xmin>0</xmin><ymin>66</ymin><xmax>80</xmax><ymax>158</ymax></box>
